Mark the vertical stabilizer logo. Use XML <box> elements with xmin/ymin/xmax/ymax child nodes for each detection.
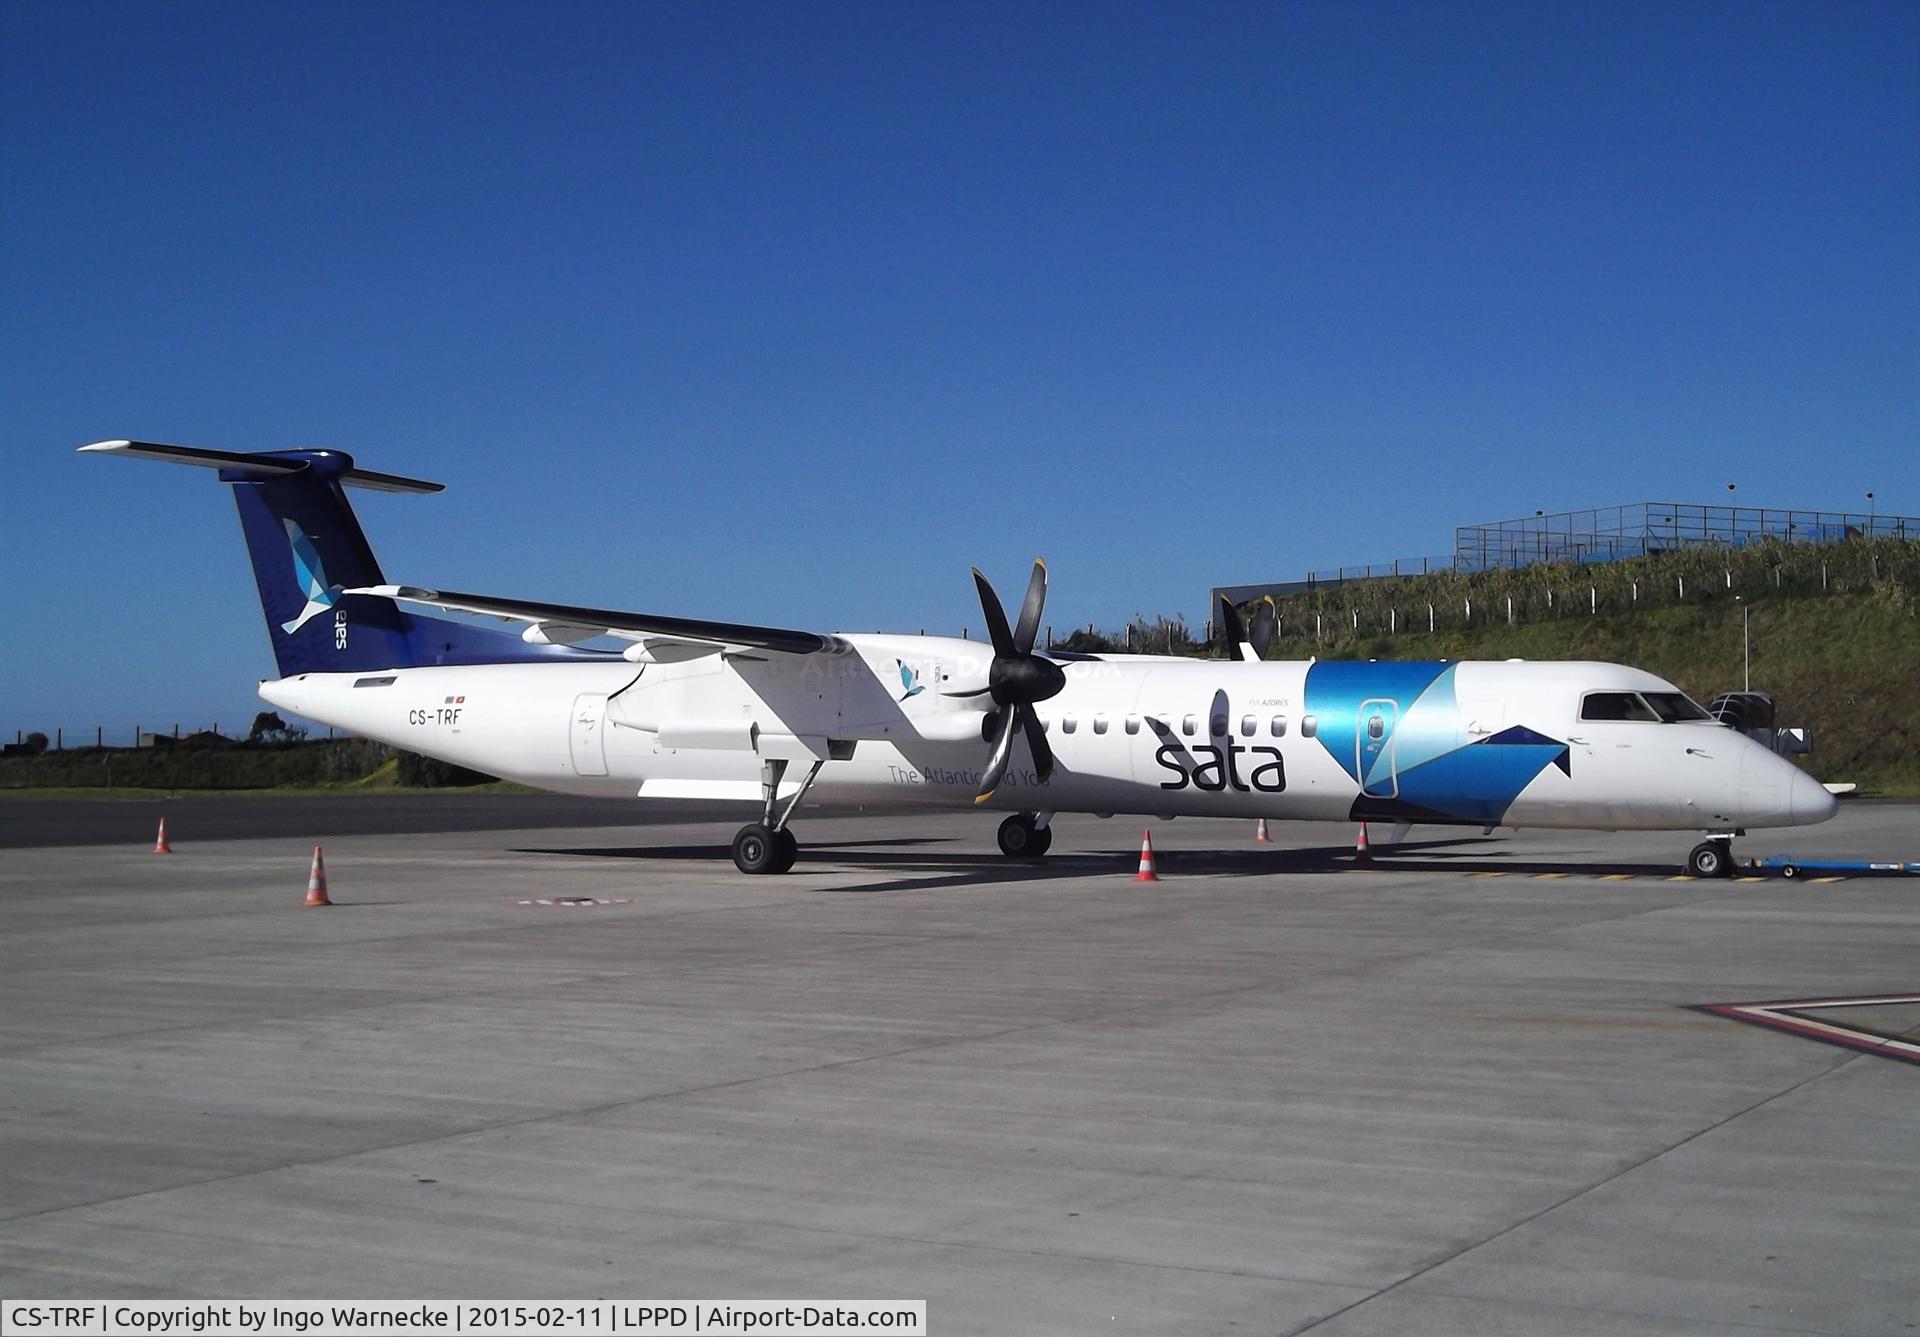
<box><xmin>280</xmin><ymin>519</ymin><xmax>341</xmax><ymax>634</ymax></box>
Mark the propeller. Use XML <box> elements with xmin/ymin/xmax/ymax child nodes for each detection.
<box><xmin>968</xmin><ymin>559</ymin><xmax>1066</xmax><ymax>802</ymax></box>
<box><xmin>1218</xmin><ymin>594</ymin><xmax>1277</xmax><ymax>662</ymax></box>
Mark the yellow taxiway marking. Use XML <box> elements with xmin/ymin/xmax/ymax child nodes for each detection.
<box><xmin>1468</xmin><ymin>871</ymin><xmax>1506</xmax><ymax>878</ymax></box>
<box><xmin>1812</xmin><ymin>876</ymin><xmax>1845</xmax><ymax>883</ymax></box>
<box><xmin>1735</xmin><ymin>876</ymin><xmax>1766</xmax><ymax>883</ymax></box>
<box><xmin>1666</xmin><ymin>875</ymin><xmax>1696</xmax><ymax>881</ymax></box>
<box><xmin>1599</xmin><ymin>873</ymin><xmax>1633</xmax><ymax>881</ymax></box>
<box><xmin>1534</xmin><ymin>871</ymin><xmax>1569</xmax><ymax>879</ymax></box>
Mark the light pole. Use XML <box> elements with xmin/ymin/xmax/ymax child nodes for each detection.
<box><xmin>1736</xmin><ymin>595</ymin><xmax>1750</xmax><ymax>691</ymax></box>
<box><xmin>1867</xmin><ymin>491</ymin><xmax>1876</xmax><ymax>535</ymax></box>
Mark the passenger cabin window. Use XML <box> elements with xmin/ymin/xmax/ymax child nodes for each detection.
<box><xmin>1301</xmin><ymin>715</ymin><xmax>1318</xmax><ymax>738</ymax></box>
<box><xmin>1270</xmin><ymin>716</ymin><xmax>1287</xmax><ymax>737</ymax></box>
<box><xmin>1240</xmin><ymin>714</ymin><xmax>1257</xmax><ymax>736</ymax></box>
<box><xmin>1210</xmin><ymin>713</ymin><xmax>1228</xmax><ymax>736</ymax></box>
<box><xmin>1124</xmin><ymin>714</ymin><xmax>1141</xmax><ymax>735</ymax></box>
<box><xmin>1093</xmin><ymin>714</ymin><xmax>1109</xmax><ymax>735</ymax></box>
<box><xmin>1366</xmin><ymin>714</ymin><xmax>1385</xmax><ymax>740</ymax></box>
<box><xmin>1182</xmin><ymin>714</ymin><xmax>1198</xmax><ymax>736</ymax></box>
<box><xmin>1061</xmin><ymin>714</ymin><xmax>1077</xmax><ymax>734</ymax></box>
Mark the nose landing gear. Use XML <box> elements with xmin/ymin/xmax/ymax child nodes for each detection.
<box><xmin>1685</xmin><ymin>834</ymin><xmax>1740</xmax><ymax>878</ymax></box>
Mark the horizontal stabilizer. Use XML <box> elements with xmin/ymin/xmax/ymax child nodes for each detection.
<box><xmin>353</xmin><ymin>583</ymin><xmax>849</xmax><ymax>657</ymax></box>
<box><xmin>79</xmin><ymin>440</ymin><xmax>444</xmax><ymax>494</ymax></box>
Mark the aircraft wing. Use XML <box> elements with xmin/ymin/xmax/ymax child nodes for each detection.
<box><xmin>349</xmin><ymin>584</ymin><xmax>849</xmax><ymax>657</ymax></box>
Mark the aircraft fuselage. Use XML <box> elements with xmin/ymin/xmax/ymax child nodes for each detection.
<box><xmin>261</xmin><ymin>636</ymin><xmax>1833</xmax><ymax>833</ymax></box>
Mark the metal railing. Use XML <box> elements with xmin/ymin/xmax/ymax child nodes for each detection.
<box><xmin>1258</xmin><ymin>501</ymin><xmax>1919</xmax><ymax>592</ymax></box>
<box><xmin>1455</xmin><ymin>502</ymin><xmax>1916</xmax><ymax>572</ymax></box>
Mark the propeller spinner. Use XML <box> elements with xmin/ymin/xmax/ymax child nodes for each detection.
<box><xmin>969</xmin><ymin>559</ymin><xmax>1066</xmax><ymax>802</ymax></box>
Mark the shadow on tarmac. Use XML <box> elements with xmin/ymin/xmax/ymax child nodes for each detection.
<box><xmin>515</xmin><ymin>834</ymin><xmax>1703</xmax><ymax>893</ymax></box>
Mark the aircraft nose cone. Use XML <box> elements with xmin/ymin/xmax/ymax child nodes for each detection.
<box><xmin>1790</xmin><ymin>767</ymin><xmax>1839</xmax><ymax>824</ymax></box>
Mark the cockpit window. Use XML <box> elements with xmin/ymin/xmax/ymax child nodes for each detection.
<box><xmin>1581</xmin><ymin>690</ymin><xmax>1712</xmax><ymax>723</ymax></box>
<box><xmin>1641</xmin><ymin>691</ymin><xmax>1712</xmax><ymax>722</ymax></box>
<box><xmin>1580</xmin><ymin>692</ymin><xmax>1662</xmax><ymax>722</ymax></box>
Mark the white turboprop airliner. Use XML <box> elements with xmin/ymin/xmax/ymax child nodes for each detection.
<box><xmin>84</xmin><ymin>440</ymin><xmax>1837</xmax><ymax>876</ymax></box>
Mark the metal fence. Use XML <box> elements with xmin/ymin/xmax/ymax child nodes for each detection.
<box><xmin>1236</xmin><ymin>500</ymin><xmax>1919</xmax><ymax>596</ymax></box>
<box><xmin>1454</xmin><ymin>502</ymin><xmax>1916</xmax><ymax>572</ymax></box>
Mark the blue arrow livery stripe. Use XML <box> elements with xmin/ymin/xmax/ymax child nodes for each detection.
<box><xmin>1304</xmin><ymin>661</ymin><xmax>1572</xmax><ymax>825</ymax></box>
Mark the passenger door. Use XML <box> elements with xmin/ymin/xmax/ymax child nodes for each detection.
<box><xmin>570</xmin><ymin>693</ymin><xmax>609</xmax><ymax>777</ymax></box>
<box><xmin>1358</xmin><ymin>697</ymin><xmax>1399</xmax><ymax>798</ymax></box>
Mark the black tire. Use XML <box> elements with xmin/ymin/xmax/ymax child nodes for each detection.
<box><xmin>1686</xmin><ymin>841</ymin><xmax>1731</xmax><ymax>878</ymax></box>
<box><xmin>772</xmin><ymin>828</ymin><xmax>799</xmax><ymax>873</ymax></box>
<box><xmin>1028</xmin><ymin>825</ymin><xmax>1053</xmax><ymax>857</ymax></box>
<box><xmin>732</xmin><ymin>823</ymin><xmax>779</xmax><ymax>874</ymax></box>
<box><xmin>1782</xmin><ymin>864</ymin><xmax>1800</xmax><ymax>879</ymax></box>
<box><xmin>998</xmin><ymin>814</ymin><xmax>1041</xmax><ymax>858</ymax></box>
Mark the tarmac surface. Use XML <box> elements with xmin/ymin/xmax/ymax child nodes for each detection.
<box><xmin>0</xmin><ymin>792</ymin><xmax>923</xmax><ymax>848</ymax></box>
<box><xmin>2</xmin><ymin>796</ymin><xmax>1916</xmax><ymax>1334</ymax></box>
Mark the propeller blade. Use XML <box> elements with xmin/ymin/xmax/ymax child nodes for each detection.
<box><xmin>971</xmin><ymin>568</ymin><xmax>1016</xmax><ymax>657</ymax></box>
<box><xmin>1217</xmin><ymin>595</ymin><xmax>1250</xmax><ymax>659</ymax></box>
<box><xmin>1019</xmin><ymin>705</ymin><xmax>1054</xmax><ymax>783</ymax></box>
<box><xmin>1248</xmin><ymin>597</ymin><xmax>1277</xmax><ymax>660</ymax></box>
<box><xmin>1012</xmin><ymin>558</ymin><xmax>1047</xmax><ymax>655</ymax></box>
<box><xmin>975</xmin><ymin>708</ymin><xmax>1019</xmax><ymax>803</ymax></box>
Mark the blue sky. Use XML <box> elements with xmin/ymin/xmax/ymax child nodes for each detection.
<box><xmin>3</xmin><ymin>0</ymin><xmax>1915</xmax><ymax>740</ymax></box>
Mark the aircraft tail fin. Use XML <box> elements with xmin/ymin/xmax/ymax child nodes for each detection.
<box><xmin>81</xmin><ymin>439</ymin><xmax>596</xmax><ymax>677</ymax></box>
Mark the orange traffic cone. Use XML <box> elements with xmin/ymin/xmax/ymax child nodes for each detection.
<box><xmin>1354</xmin><ymin>822</ymin><xmax>1372</xmax><ymax>862</ymax></box>
<box><xmin>153</xmin><ymin>817</ymin><xmax>172</xmax><ymax>854</ymax></box>
<box><xmin>304</xmin><ymin>845</ymin><xmax>332</xmax><ymax>907</ymax></box>
<box><xmin>1135</xmin><ymin>830</ymin><xmax>1161</xmax><ymax>882</ymax></box>
<box><xmin>1255</xmin><ymin>818</ymin><xmax>1271</xmax><ymax>844</ymax></box>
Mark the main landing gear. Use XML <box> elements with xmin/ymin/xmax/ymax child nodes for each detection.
<box><xmin>732</xmin><ymin>758</ymin><xmax>824</xmax><ymax>875</ymax></box>
<box><xmin>1685</xmin><ymin>833</ymin><xmax>1741</xmax><ymax>878</ymax></box>
<box><xmin>997</xmin><ymin>812</ymin><xmax>1053</xmax><ymax>858</ymax></box>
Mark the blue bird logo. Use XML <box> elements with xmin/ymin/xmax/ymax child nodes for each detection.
<box><xmin>280</xmin><ymin>519</ymin><xmax>341</xmax><ymax>634</ymax></box>
<box><xmin>896</xmin><ymin>659</ymin><xmax>924</xmax><ymax>702</ymax></box>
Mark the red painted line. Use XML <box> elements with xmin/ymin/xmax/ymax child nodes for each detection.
<box><xmin>1697</xmin><ymin>999</ymin><xmax>1920</xmax><ymax>1067</ymax></box>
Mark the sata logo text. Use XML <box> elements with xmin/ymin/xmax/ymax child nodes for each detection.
<box><xmin>1156</xmin><ymin>740</ymin><xmax>1286</xmax><ymax>792</ymax></box>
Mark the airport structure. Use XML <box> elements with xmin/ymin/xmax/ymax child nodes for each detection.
<box><xmin>1215</xmin><ymin>498</ymin><xmax>1919</xmax><ymax>605</ymax></box>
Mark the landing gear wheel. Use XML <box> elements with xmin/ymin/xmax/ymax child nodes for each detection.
<box><xmin>732</xmin><ymin>823</ymin><xmax>780</xmax><ymax>875</ymax></box>
<box><xmin>772</xmin><ymin>828</ymin><xmax>799</xmax><ymax>873</ymax></box>
<box><xmin>997</xmin><ymin>814</ymin><xmax>1051</xmax><ymax>858</ymax></box>
<box><xmin>1686</xmin><ymin>841</ymin><xmax>1734</xmax><ymax>878</ymax></box>
<box><xmin>1781</xmin><ymin>864</ymin><xmax>1800</xmax><ymax>879</ymax></box>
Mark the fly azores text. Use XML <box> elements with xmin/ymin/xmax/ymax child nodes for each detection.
<box><xmin>1156</xmin><ymin>740</ymin><xmax>1287</xmax><ymax>793</ymax></box>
